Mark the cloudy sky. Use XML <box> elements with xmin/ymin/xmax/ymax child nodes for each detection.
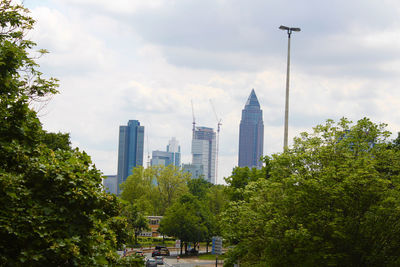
<box><xmin>25</xmin><ymin>0</ymin><xmax>400</xmax><ymax>183</ymax></box>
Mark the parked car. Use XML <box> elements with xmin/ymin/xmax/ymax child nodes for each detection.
<box><xmin>155</xmin><ymin>256</ymin><xmax>164</xmax><ymax>265</ymax></box>
<box><xmin>159</xmin><ymin>248</ymin><xmax>170</xmax><ymax>256</ymax></box>
<box><xmin>135</xmin><ymin>251</ymin><xmax>144</xmax><ymax>257</ymax></box>
<box><xmin>152</xmin><ymin>247</ymin><xmax>170</xmax><ymax>257</ymax></box>
<box><xmin>151</xmin><ymin>250</ymin><xmax>160</xmax><ymax>257</ymax></box>
<box><xmin>187</xmin><ymin>248</ymin><xmax>198</xmax><ymax>255</ymax></box>
<box><xmin>146</xmin><ymin>258</ymin><xmax>157</xmax><ymax>267</ymax></box>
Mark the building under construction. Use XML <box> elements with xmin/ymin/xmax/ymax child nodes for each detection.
<box><xmin>183</xmin><ymin>126</ymin><xmax>217</xmax><ymax>184</ymax></box>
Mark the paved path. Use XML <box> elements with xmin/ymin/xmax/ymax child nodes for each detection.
<box><xmin>164</xmin><ymin>255</ymin><xmax>223</xmax><ymax>267</ymax></box>
<box><xmin>144</xmin><ymin>252</ymin><xmax>223</xmax><ymax>267</ymax></box>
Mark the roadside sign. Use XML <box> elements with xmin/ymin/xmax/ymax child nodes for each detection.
<box><xmin>175</xmin><ymin>239</ymin><xmax>181</xmax><ymax>248</ymax></box>
<box><xmin>211</xmin><ymin>236</ymin><xmax>222</xmax><ymax>255</ymax></box>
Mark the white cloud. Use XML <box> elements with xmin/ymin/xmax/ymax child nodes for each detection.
<box><xmin>31</xmin><ymin>6</ymin><xmax>119</xmax><ymax>74</ymax></box>
<box><xmin>60</xmin><ymin>0</ymin><xmax>165</xmax><ymax>14</ymax></box>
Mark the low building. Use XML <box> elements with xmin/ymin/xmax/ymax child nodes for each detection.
<box><xmin>139</xmin><ymin>216</ymin><xmax>163</xmax><ymax>237</ymax></box>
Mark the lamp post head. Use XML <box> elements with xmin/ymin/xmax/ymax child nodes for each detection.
<box><xmin>279</xmin><ymin>25</ymin><xmax>301</xmax><ymax>34</ymax></box>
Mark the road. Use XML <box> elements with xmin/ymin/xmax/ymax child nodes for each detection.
<box><xmin>144</xmin><ymin>252</ymin><xmax>223</xmax><ymax>267</ymax></box>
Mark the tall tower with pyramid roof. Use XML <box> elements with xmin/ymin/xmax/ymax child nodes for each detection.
<box><xmin>238</xmin><ymin>89</ymin><xmax>264</xmax><ymax>169</ymax></box>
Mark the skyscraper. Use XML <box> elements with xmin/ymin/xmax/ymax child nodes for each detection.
<box><xmin>117</xmin><ymin>120</ymin><xmax>144</xmax><ymax>194</ymax></box>
<box><xmin>238</xmin><ymin>89</ymin><xmax>264</xmax><ymax>169</ymax></box>
<box><xmin>167</xmin><ymin>137</ymin><xmax>181</xmax><ymax>167</ymax></box>
<box><xmin>103</xmin><ymin>175</ymin><xmax>118</xmax><ymax>195</ymax></box>
<box><xmin>151</xmin><ymin>137</ymin><xmax>181</xmax><ymax>167</ymax></box>
<box><xmin>190</xmin><ymin>126</ymin><xmax>216</xmax><ymax>184</ymax></box>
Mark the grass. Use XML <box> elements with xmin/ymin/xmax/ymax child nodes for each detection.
<box><xmin>198</xmin><ymin>253</ymin><xmax>226</xmax><ymax>260</ymax></box>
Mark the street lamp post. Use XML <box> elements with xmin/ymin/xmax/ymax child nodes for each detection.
<box><xmin>279</xmin><ymin>25</ymin><xmax>300</xmax><ymax>150</ymax></box>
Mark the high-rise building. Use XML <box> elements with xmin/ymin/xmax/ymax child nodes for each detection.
<box><xmin>188</xmin><ymin>126</ymin><xmax>216</xmax><ymax>184</ymax></box>
<box><xmin>182</xmin><ymin>163</ymin><xmax>204</xmax><ymax>179</ymax></box>
<box><xmin>103</xmin><ymin>175</ymin><xmax>118</xmax><ymax>195</ymax></box>
<box><xmin>167</xmin><ymin>137</ymin><xmax>181</xmax><ymax>167</ymax></box>
<box><xmin>151</xmin><ymin>137</ymin><xmax>181</xmax><ymax>167</ymax></box>
<box><xmin>238</xmin><ymin>89</ymin><xmax>264</xmax><ymax>169</ymax></box>
<box><xmin>117</xmin><ymin>120</ymin><xmax>144</xmax><ymax>194</ymax></box>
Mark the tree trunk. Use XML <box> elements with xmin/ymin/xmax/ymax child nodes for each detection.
<box><xmin>134</xmin><ymin>232</ymin><xmax>137</xmax><ymax>245</ymax></box>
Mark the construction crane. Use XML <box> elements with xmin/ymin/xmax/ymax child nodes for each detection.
<box><xmin>210</xmin><ymin>99</ymin><xmax>222</xmax><ymax>184</ymax></box>
<box><xmin>146</xmin><ymin>133</ymin><xmax>150</xmax><ymax>168</ymax></box>
<box><xmin>191</xmin><ymin>100</ymin><xmax>196</xmax><ymax>138</ymax></box>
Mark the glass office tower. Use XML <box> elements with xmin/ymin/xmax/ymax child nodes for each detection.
<box><xmin>151</xmin><ymin>137</ymin><xmax>181</xmax><ymax>167</ymax></box>
<box><xmin>191</xmin><ymin>126</ymin><xmax>216</xmax><ymax>184</ymax></box>
<box><xmin>117</xmin><ymin>120</ymin><xmax>144</xmax><ymax>194</ymax></box>
<box><xmin>238</xmin><ymin>89</ymin><xmax>264</xmax><ymax>169</ymax></box>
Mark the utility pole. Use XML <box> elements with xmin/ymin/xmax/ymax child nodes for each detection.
<box><xmin>279</xmin><ymin>25</ymin><xmax>301</xmax><ymax>150</ymax></box>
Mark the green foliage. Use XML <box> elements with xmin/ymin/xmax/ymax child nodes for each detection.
<box><xmin>224</xmin><ymin>162</ymin><xmax>269</xmax><ymax>201</ymax></box>
<box><xmin>41</xmin><ymin>131</ymin><xmax>72</xmax><ymax>151</ymax></box>
<box><xmin>121</xmin><ymin>202</ymin><xmax>149</xmax><ymax>245</ymax></box>
<box><xmin>188</xmin><ymin>177</ymin><xmax>212</xmax><ymax>199</ymax></box>
<box><xmin>120</xmin><ymin>165</ymin><xmax>190</xmax><ymax>215</ymax></box>
<box><xmin>0</xmin><ymin>1</ymin><xmax>127</xmax><ymax>265</ymax></box>
<box><xmin>222</xmin><ymin>118</ymin><xmax>400</xmax><ymax>267</ymax></box>
<box><xmin>117</xmin><ymin>255</ymin><xmax>144</xmax><ymax>267</ymax></box>
<box><xmin>205</xmin><ymin>184</ymin><xmax>229</xmax><ymax>216</ymax></box>
<box><xmin>159</xmin><ymin>194</ymin><xmax>211</xmax><ymax>254</ymax></box>
<box><xmin>389</xmin><ymin>132</ymin><xmax>400</xmax><ymax>150</ymax></box>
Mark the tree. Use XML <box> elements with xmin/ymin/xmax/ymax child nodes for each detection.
<box><xmin>159</xmin><ymin>194</ymin><xmax>209</xmax><ymax>255</ymax></box>
<box><xmin>120</xmin><ymin>165</ymin><xmax>190</xmax><ymax>215</ymax></box>
<box><xmin>0</xmin><ymin>1</ymin><xmax>126</xmax><ymax>265</ymax></box>
<box><xmin>202</xmin><ymin>184</ymin><xmax>228</xmax><ymax>252</ymax></box>
<box><xmin>222</xmin><ymin>118</ymin><xmax>400</xmax><ymax>267</ymax></box>
<box><xmin>155</xmin><ymin>165</ymin><xmax>190</xmax><ymax>214</ymax></box>
<box><xmin>205</xmin><ymin>184</ymin><xmax>228</xmax><ymax>216</ymax></box>
<box><xmin>389</xmin><ymin>132</ymin><xmax>400</xmax><ymax>149</ymax></box>
<box><xmin>121</xmin><ymin>202</ymin><xmax>149</xmax><ymax>245</ymax></box>
<box><xmin>224</xmin><ymin>163</ymin><xmax>268</xmax><ymax>201</ymax></box>
<box><xmin>188</xmin><ymin>177</ymin><xmax>212</xmax><ymax>199</ymax></box>
<box><xmin>120</xmin><ymin>166</ymin><xmax>156</xmax><ymax>214</ymax></box>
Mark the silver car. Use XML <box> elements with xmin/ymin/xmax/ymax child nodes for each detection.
<box><xmin>146</xmin><ymin>258</ymin><xmax>157</xmax><ymax>267</ymax></box>
<box><xmin>155</xmin><ymin>256</ymin><xmax>164</xmax><ymax>265</ymax></box>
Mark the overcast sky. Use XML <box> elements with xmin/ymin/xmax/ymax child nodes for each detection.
<box><xmin>25</xmin><ymin>0</ymin><xmax>400</xmax><ymax>183</ymax></box>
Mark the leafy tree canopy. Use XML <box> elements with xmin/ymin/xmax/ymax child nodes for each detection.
<box><xmin>121</xmin><ymin>201</ymin><xmax>149</xmax><ymax>245</ymax></box>
<box><xmin>222</xmin><ymin>118</ymin><xmax>400</xmax><ymax>267</ymax></box>
<box><xmin>120</xmin><ymin>165</ymin><xmax>190</xmax><ymax>215</ymax></box>
<box><xmin>188</xmin><ymin>176</ymin><xmax>212</xmax><ymax>199</ymax></box>
<box><xmin>224</xmin><ymin>160</ymin><xmax>270</xmax><ymax>201</ymax></box>
<box><xmin>159</xmin><ymin>193</ymin><xmax>211</xmax><ymax>254</ymax></box>
<box><xmin>0</xmin><ymin>1</ymin><xmax>127</xmax><ymax>265</ymax></box>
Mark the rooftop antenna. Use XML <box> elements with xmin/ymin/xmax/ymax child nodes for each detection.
<box><xmin>210</xmin><ymin>99</ymin><xmax>222</xmax><ymax>184</ymax></box>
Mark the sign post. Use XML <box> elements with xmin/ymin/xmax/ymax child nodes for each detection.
<box><xmin>211</xmin><ymin>236</ymin><xmax>222</xmax><ymax>255</ymax></box>
<box><xmin>175</xmin><ymin>239</ymin><xmax>181</xmax><ymax>248</ymax></box>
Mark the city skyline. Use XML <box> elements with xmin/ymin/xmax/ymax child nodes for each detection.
<box><xmin>27</xmin><ymin>1</ymin><xmax>400</xmax><ymax>183</ymax></box>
